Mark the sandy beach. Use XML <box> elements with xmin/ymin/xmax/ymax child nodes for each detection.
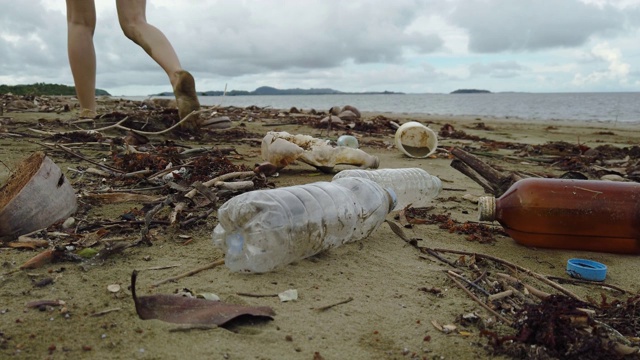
<box><xmin>1</xmin><ymin>95</ymin><xmax>639</xmax><ymax>359</ymax></box>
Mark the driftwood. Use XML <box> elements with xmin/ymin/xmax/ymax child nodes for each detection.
<box><xmin>450</xmin><ymin>147</ymin><xmax>527</xmax><ymax>196</ymax></box>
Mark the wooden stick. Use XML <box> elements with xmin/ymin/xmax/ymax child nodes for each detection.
<box><xmin>429</xmin><ymin>247</ymin><xmax>583</xmax><ymax>302</ymax></box>
<box><xmin>37</xmin><ymin>142</ymin><xmax>124</xmax><ymax>173</ymax></box>
<box><xmin>185</xmin><ymin>171</ymin><xmax>255</xmax><ymax>199</ymax></box>
<box><xmin>314</xmin><ymin>297</ymin><xmax>354</xmax><ymax>312</ymax></box>
<box><xmin>496</xmin><ymin>273</ymin><xmax>550</xmax><ymax>300</ymax></box>
<box><xmin>546</xmin><ymin>276</ymin><xmax>628</xmax><ymax>294</ymax></box>
<box><xmin>487</xmin><ymin>289</ymin><xmax>513</xmax><ymax>302</ymax></box>
<box><xmin>150</xmin><ymin>259</ymin><xmax>225</xmax><ymax>288</ymax></box>
<box><xmin>445</xmin><ymin>272</ymin><xmax>513</xmax><ymax>326</ymax></box>
<box><xmin>425</xmin><ymin>248</ymin><xmax>458</xmax><ymax>268</ymax></box>
<box><xmin>446</xmin><ymin>270</ymin><xmax>491</xmax><ymax>297</ymax></box>
<box><xmin>236</xmin><ymin>292</ymin><xmax>279</xmax><ymax>298</ymax></box>
<box><xmin>90</xmin><ymin>307</ymin><xmax>122</xmax><ymax>317</ymax></box>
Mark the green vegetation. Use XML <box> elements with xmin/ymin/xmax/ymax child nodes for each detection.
<box><xmin>154</xmin><ymin>86</ymin><xmax>404</xmax><ymax>97</ymax></box>
<box><xmin>0</xmin><ymin>83</ymin><xmax>110</xmax><ymax>96</ymax></box>
<box><xmin>450</xmin><ymin>89</ymin><xmax>491</xmax><ymax>94</ymax></box>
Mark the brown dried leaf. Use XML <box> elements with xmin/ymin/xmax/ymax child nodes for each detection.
<box><xmin>131</xmin><ymin>270</ymin><xmax>275</xmax><ymax>326</ymax></box>
<box><xmin>19</xmin><ymin>248</ymin><xmax>55</xmax><ymax>269</ymax></box>
<box><xmin>8</xmin><ymin>238</ymin><xmax>49</xmax><ymax>249</ymax></box>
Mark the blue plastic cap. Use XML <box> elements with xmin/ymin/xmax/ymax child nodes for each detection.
<box><xmin>566</xmin><ymin>258</ymin><xmax>607</xmax><ymax>282</ymax></box>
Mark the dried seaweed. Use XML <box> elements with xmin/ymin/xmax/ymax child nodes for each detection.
<box><xmin>403</xmin><ymin>210</ymin><xmax>506</xmax><ymax>244</ymax></box>
<box><xmin>484</xmin><ymin>295</ymin><xmax>638</xmax><ymax>360</ymax></box>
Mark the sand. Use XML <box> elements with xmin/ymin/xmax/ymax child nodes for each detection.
<box><xmin>1</xmin><ymin>98</ymin><xmax>639</xmax><ymax>359</ymax></box>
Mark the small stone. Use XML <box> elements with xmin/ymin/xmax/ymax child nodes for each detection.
<box><xmin>62</xmin><ymin>217</ymin><xmax>76</xmax><ymax>229</ymax></box>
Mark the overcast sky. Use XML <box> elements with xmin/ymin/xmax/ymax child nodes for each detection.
<box><xmin>1</xmin><ymin>0</ymin><xmax>639</xmax><ymax>95</ymax></box>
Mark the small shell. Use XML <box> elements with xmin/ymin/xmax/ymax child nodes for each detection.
<box><xmin>329</xmin><ymin>106</ymin><xmax>341</xmax><ymax>116</ymax></box>
<box><xmin>338</xmin><ymin>110</ymin><xmax>358</xmax><ymax>121</ymax></box>
<box><xmin>320</xmin><ymin>116</ymin><xmax>343</xmax><ymax>125</ymax></box>
<box><xmin>341</xmin><ymin>105</ymin><xmax>361</xmax><ymax>118</ymax></box>
<box><xmin>107</xmin><ymin>284</ymin><xmax>121</xmax><ymax>293</ymax></box>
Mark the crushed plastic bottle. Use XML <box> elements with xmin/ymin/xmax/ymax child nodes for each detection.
<box><xmin>478</xmin><ymin>178</ymin><xmax>640</xmax><ymax>254</ymax></box>
<box><xmin>332</xmin><ymin>168</ymin><xmax>442</xmax><ymax>210</ymax></box>
<box><xmin>212</xmin><ymin>177</ymin><xmax>396</xmax><ymax>273</ymax></box>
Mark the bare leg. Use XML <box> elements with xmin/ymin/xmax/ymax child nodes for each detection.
<box><xmin>116</xmin><ymin>0</ymin><xmax>200</xmax><ymax>129</ymax></box>
<box><xmin>66</xmin><ymin>0</ymin><xmax>97</xmax><ymax>117</ymax></box>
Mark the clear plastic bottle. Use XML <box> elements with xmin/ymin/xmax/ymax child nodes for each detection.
<box><xmin>332</xmin><ymin>168</ymin><xmax>442</xmax><ymax>210</ymax></box>
<box><xmin>478</xmin><ymin>178</ymin><xmax>640</xmax><ymax>254</ymax></box>
<box><xmin>212</xmin><ymin>177</ymin><xmax>396</xmax><ymax>273</ymax></box>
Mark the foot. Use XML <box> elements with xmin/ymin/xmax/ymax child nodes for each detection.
<box><xmin>173</xmin><ymin>70</ymin><xmax>201</xmax><ymax>132</ymax></box>
<box><xmin>79</xmin><ymin>108</ymin><xmax>97</xmax><ymax>119</ymax></box>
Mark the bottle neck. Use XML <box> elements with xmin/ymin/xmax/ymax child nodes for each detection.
<box><xmin>478</xmin><ymin>196</ymin><xmax>497</xmax><ymax>221</ymax></box>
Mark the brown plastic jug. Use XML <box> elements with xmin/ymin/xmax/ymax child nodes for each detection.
<box><xmin>478</xmin><ymin>178</ymin><xmax>640</xmax><ymax>254</ymax></box>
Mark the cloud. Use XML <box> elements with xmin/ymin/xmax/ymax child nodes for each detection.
<box><xmin>573</xmin><ymin>42</ymin><xmax>630</xmax><ymax>85</ymax></box>
<box><xmin>0</xmin><ymin>3</ymin><xmax>67</xmax><ymax>82</ymax></box>
<box><xmin>449</xmin><ymin>0</ymin><xmax>628</xmax><ymax>53</ymax></box>
<box><xmin>469</xmin><ymin>61</ymin><xmax>527</xmax><ymax>78</ymax></box>
<box><xmin>170</xmin><ymin>0</ymin><xmax>444</xmax><ymax>76</ymax></box>
<box><xmin>0</xmin><ymin>0</ymin><xmax>639</xmax><ymax>94</ymax></box>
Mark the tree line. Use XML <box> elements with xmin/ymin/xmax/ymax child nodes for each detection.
<box><xmin>0</xmin><ymin>83</ymin><xmax>110</xmax><ymax>96</ymax></box>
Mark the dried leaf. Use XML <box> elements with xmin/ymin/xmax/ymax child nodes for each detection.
<box><xmin>385</xmin><ymin>220</ymin><xmax>410</xmax><ymax>242</ymax></box>
<box><xmin>124</xmin><ymin>131</ymin><xmax>149</xmax><ymax>146</ymax></box>
<box><xmin>7</xmin><ymin>239</ymin><xmax>48</xmax><ymax>250</ymax></box>
<box><xmin>19</xmin><ymin>248</ymin><xmax>80</xmax><ymax>269</ymax></box>
<box><xmin>25</xmin><ymin>299</ymin><xmax>66</xmax><ymax>308</ymax></box>
<box><xmin>131</xmin><ymin>270</ymin><xmax>275</xmax><ymax>326</ymax></box>
<box><xmin>442</xmin><ymin>324</ymin><xmax>457</xmax><ymax>333</ymax></box>
<box><xmin>19</xmin><ymin>249</ymin><xmax>56</xmax><ymax>269</ymax></box>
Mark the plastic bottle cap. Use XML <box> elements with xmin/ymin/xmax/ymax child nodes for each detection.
<box><xmin>566</xmin><ymin>258</ymin><xmax>607</xmax><ymax>282</ymax></box>
<box><xmin>384</xmin><ymin>187</ymin><xmax>398</xmax><ymax>211</ymax></box>
<box><xmin>477</xmin><ymin>196</ymin><xmax>496</xmax><ymax>221</ymax></box>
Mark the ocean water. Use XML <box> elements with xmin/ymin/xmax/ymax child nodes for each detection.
<box><xmin>137</xmin><ymin>92</ymin><xmax>640</xmax><ymax>123</ymax></box>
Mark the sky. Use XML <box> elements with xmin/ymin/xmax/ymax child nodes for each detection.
<box><xmin>1</xmin><ymin>0</ymin><xmax>639</xmax><ymax>96</ymax></box>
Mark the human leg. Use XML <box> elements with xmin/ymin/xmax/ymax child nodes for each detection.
<box><xmin>66</xmin><ymin>0</ymin><xmax>97</xmax><ymax>117</ymax></box>
<box><xmin>116</xmin><ymin>0</ymin><xmax>200</xmax><ymax>128</ymax></box>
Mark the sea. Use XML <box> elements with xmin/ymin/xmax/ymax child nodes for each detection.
<box><xmin>130</xmin><ymin>92</ymin><xmax>640</xmax><ymax>124</ymax></box>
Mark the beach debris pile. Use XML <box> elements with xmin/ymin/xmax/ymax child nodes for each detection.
<box><xmin>1</xmin><ymin>95</ymin><xmax>640</xmax><ymax>359</ymax></box>
<box><xmin>386</xmin><ymin>221</ymin><xmax>640</xmax><ymax>359</ymax></box>
<box><xmin>261</xmin><ymin>131</ymin><xmax>379</xmax><ymax>172</ymax></box>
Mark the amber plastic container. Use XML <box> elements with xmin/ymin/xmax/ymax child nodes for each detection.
<box><xmin>478</xmin><ymin>178</ymin><xmax>640</xmax><ymax>254</ymax></box>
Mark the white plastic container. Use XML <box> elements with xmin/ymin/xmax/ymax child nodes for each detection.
<box><xmin>212</xmin><ymin>177</ymin><xmax>396</xmax><ymax>273</ymax></box>
<box><xmin>394</xmin><ymin>121</ymin><xmax>438</xmax><ymax>158</ymax></box>
<box><xmin>332</xmin><ymin>168</ymin><xmax>442</xmax><ymax>210</ymax></box>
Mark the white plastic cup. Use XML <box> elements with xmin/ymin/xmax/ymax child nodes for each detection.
<box><xmin>394</xmin><ymin>121</ymin><xmax>438</xmax><ymax>158</ymax></box>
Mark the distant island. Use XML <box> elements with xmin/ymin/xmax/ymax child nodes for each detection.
<box><xmin>153</xmin><ymin>86</ymin><xmax>404</xmax><ymax>97</ymax></box>
<box><xmin>450</xmin><ymin>89</ymin><xmax>491</xmax><ymax>94</ymax></box>
<box><xmin>0</xmin><ymin>83</ymin><xmax>110</xmax><ymax>96</ymax></box>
